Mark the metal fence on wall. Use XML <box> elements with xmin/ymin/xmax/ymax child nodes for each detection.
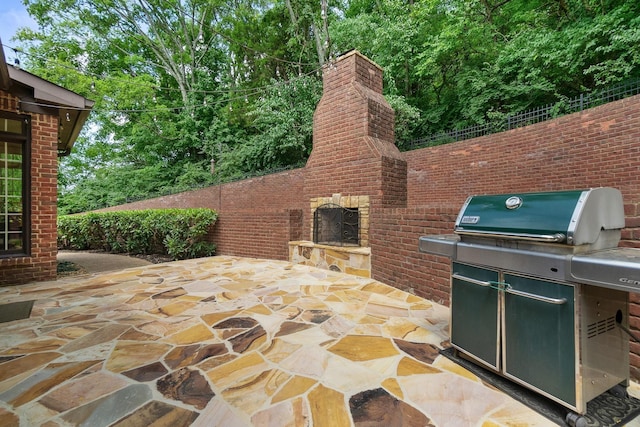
<box><xmin>403</xmin><ymin>77</ymin><xmax>640</xmax><ymax>151</ymax></box>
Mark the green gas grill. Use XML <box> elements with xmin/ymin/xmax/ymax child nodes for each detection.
<box><xmin>419</xmin><ymin>187</ymin><xmax>637</xmax><ymax>426</ymax></box>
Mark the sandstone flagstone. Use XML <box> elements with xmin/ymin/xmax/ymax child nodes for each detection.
<box><xmin>105</xmin><ymin>341</ymin><xmax>173</xmax><ymax>373</ymax></box>
<box><xmin>156</xmin><ymin>368</ymin><xmax>214</xmax><ymax>410</ymax></box>
<box><xmin>229</xmin><ymin>325</ymin><xmax>267</xmax><ymax>353</ymax></box>
<box><xmin>0</xmin><ymin>255</ymin><xmax>615</xmax><ymax>426</ymax></box>
<box><xmin>381</xmin><ymin>377</ymin><xmax>404</xmax><ymax>399</ymax></box>
<box><xmin>151</xmin><ymin>300</ymin><xmax>198</xmax><ymax>316</ymax></box>
<box><xmin>0</xmin><ymin>352</ymin><xmax>61</xmax><ymax>383</ymax></box>
<box><xmin>163</xmin><ymin>323</ymin><xmax>215</xmax><ymax>345</ymax></box>
<box><xmin>207</xmin><ymin>352</ymin><xmax>270</xmax><ymax>391</ymax></box>
<box><xmin>61</xmin><ymin>384</ymin><xmax>152</xmax><ymax>426</ymax></box>
<box><xmin>274</xmin><ymin>321</ymin><xmax>313</xmax><ymax>337</ymax></box>
<box><xmin>0</xmin><ymin>407</ymin><xmax>19</xmax><ymax>427</ymax></box>
<box><xmin>251</xmin><ymin>397</ymin><xmax>309</xmax><ymax>427</ymax></box>
<box><xmin>349</xmin><ymin>388</ymin><xmax>433</xmax><ymax>427</ymax></box>
<box><xmin>394</xmin><ymin>340</ymin><xmax>442</xmax><ymax>364</ymax></box>
<box><xmin>397</xmin><ymin>356</ymin><xmax>441</xmax><ymax>376</ymax></box>
<box><xmin>260</xmin><ymin>339</ymin><xmax>302</xmax><ymax>364</ymax></box>
<box><xmin>110</xmin><ymin>401</ymin><xmax>199</xmax><ymax>427</ymax></box>
<box><xmin>38</xmin><ymin>371</ymin><xmax>129</xmax><ymax>412</ymax></box>
<box><xmin>200</xmin><ymin>309</ymin><xmax>242</xmax><ymax>326</ymax></box>
<box><xmin>121</xmin><ymin>361</ymin><xmax>169</xmax><ymax>382</ymax></box>
<box><xmin>270</xmin><ymin>375</ymin><xmax>317</xmax><ymax>404</ymax></box>
<box><xmin>191</xmin><ymin>397</ymin><xmax>249</xmax><ymax>427</ymax></box>
<box><xmin>0</xmin><ymin>337</ymin><xmax>67</xmax><ymax>355</ymax></box>
<box><xmin>152</xmin><ymin>287</ymin><xmax>186</xmax><ymax>299</ymax></box>
<box><xmin>212</xmin><ymin>317</ymin><xmax>258</xmax><ymax>329</ymax></box>
<box><xmin>328</xmin><ymin>335</ymin><xmax>399</xmax><ymax>361</ymax></box>
<box><xmin>308</xmin><ymin>384</ymin><xmax>351</xmax><ymax>426</ymax></box>
<box><xmin>1</xmin><ymin>360</ymin><xmax>100</xmax><ymax>407</ymax></box>
<box><xmin>221</xmin><ymin>369</ymin><xmax>291</xmax><ymax>414</ymax></box>
<box><xmin>164</xmin><ymin>343</ymin><xmax>228</xmax><ymax>369</ymax></box>
<box><xmin>60</xmin><ymin>324</ymin><xmax>130</xmax><ymax>353</ymax></box>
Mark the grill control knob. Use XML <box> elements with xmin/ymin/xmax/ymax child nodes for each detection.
<box><xmin>505</xmin><ymin>196</ymin><xmax>523</xmax><ymax>210</ymax></box>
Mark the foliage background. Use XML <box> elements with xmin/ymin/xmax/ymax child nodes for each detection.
<box><xmin>7</xmin><ymin>0</ymin><xmax>639</xmax><ymax>213</ymax></box>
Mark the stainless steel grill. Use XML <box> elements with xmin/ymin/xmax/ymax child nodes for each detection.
<box><xmin>419</xmin><ymin>187</ymin><xmax>639</xmax><ymax>425</ymax></box>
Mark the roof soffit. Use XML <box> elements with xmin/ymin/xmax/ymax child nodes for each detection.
<box><xmin>1</xmin><ymin>57</ymin><xmax>94</xmax><ymax>156</ymax></box>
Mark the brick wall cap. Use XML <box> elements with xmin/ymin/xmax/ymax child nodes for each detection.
<box><xmin>331</xmin><ymin>50</ymin><xmax>384</xmax><ymax>72</ymax></box>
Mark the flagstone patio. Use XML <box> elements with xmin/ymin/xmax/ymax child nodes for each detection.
<box><xmin>0</xmin><ymin>256</ymin><xmax>637</xmax><ymax>426</ymax></box>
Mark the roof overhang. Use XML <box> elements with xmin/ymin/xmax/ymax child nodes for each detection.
<box><xmin>0</xmin><ymin>40</ymin><xmax>94</xmax><ymax>156</ymax></box>
<box><xmin>0</xmin><ymin>45</ymin><xmax>10</xmax><ymax>92</ymax></box>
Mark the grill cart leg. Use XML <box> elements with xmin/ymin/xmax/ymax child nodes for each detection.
<box><xmin>565</xmin><ymin>412</ymin><xmax>587</xmax><ymax>427</ymax></box>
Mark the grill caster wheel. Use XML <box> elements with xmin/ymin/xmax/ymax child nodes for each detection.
<box><xmin>609</xmin><ymin>384</ymin><xmax>628</xmax><ymax>399</ymax></box>
<box><xmin>565</xmin><ymin>412</ymin><xmax>587</xmax><ymax>427</ymax></box>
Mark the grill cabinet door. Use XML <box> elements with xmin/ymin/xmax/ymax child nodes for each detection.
<box><xmin>451</xmin><ymin>263</ymin><xmax>500</xmax><ymax>370</ymax></box>
<box><xmin>503</xmin><ymin>274</ymin><xmax>576</xmax><ymax>407</ymax></box>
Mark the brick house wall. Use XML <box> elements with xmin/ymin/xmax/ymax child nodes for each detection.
<box><xmin>0</xmin><ymin>90</ymin><xmax>59</xmax><ymax>285</ymax></box>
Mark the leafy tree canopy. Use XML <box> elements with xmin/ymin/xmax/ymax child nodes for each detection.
<box><xmin>7</xmin><ymin>0</ymin><xmax>639</xmax><ymax>213</ymax></box>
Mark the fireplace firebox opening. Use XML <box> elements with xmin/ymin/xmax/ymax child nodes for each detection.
<box><xmin>313</xmin><ymin>203</ymin><xmax>360</xmax><ymax>246</ymax></box>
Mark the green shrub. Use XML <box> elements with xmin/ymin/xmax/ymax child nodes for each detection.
<box><xmin>57</xmin><ymin>208</ymin><xmax>218</xmax><ymax>260</ymax></box>
<box><xmin>57</xmin><ymin>215</ymin><xmax>90</xmax><ymax>249</ymax></box>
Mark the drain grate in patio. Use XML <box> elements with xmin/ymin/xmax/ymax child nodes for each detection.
<box><xmin>440</xmin><ymin>347</ymin><xmax>640</xmax><ymax>427</ymax></box>
<box><xmin>0</xmin><ymin>300</ymin><xmax>34</xmax><ymax>323</ymax></box>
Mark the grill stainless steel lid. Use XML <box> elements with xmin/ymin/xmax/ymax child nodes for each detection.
<box><xmin>419</xmin><ymin>187</ymin><xmax>640</xmax><ymax>292</ymax></box>
<box><xmin>454</xmin><ymin>188</ymin><xmax>624</xmax><ymax>246</ymax></box>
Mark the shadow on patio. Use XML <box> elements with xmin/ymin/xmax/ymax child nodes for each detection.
<box><xmin>0</xmin><ymin>256</ymin><xmax>621</xmax><ymax>426</ymax></box>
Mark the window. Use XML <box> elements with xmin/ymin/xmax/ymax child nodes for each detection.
<box><xmin>0</xmin><ymin>116</ymin><xmax>28</xmax><ymax>255</ymax></box>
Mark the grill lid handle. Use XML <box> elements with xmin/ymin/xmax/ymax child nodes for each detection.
<box><xmin>454</xmin><ymin>229</ymin><xmax>566</xmax><ymax>243</ymax></box>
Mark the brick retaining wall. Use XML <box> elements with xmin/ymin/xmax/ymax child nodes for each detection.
<box><xmin>404</xmin><ymin>95</ymin><xmax>640</xmax><ymax>226</ymax></box>
<box><xmin>97</xmin><ymin>169</ymin><xmax>306</xmax><ymax>261</ymax></box>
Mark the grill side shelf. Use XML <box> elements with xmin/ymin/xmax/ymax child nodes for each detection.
<box><xmin>570</xmin><ymin>248</ymin><xmax>640</xmax><ymax>293</ymax></box>
<box><xmin>418</xmin><ymin>235</ymin><xmax>459</xmax><ymax>258</ymax></box>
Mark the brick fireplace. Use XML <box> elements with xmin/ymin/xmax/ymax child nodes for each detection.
<box><xmin>289</xmin><ymin>194</ymin><xmax>371</xmax><ymax>277</ymax></box>
<box><xmin>311</xmin><ymin>194</ymin><xmax>369</xmax><ymax>247</ymax></box>
<box><xmin>289</xmin><ymin>50</ymin><xmax>406</xmax><ymax>277</ymax></box>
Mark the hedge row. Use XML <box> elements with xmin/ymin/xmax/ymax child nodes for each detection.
<box><xmin>57</xmin><ymin>209</ymin><xmax>218</xmax><ymax>260</ymax></box>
